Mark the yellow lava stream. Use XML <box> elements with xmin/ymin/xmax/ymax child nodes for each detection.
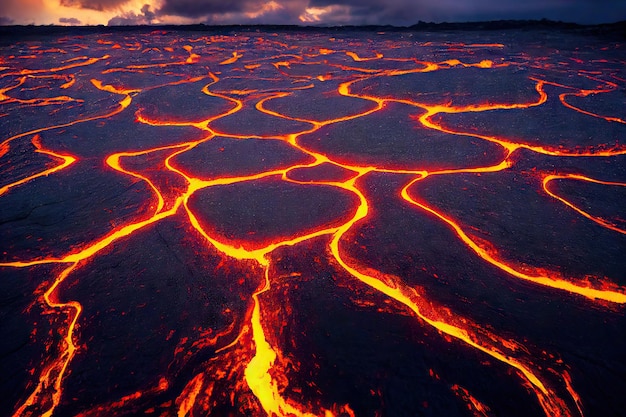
<box><xmin>3</xmin><ymin>38</ymin><xmax>623</xmax><ymax>417</ymax></box>
<box><xmin>543</xmin><ymin>174</ymin><xmax>626</xmax><ymax>235</ymax></box>
<box><xmin>401</xmin><ymin>176</ymin><xmax>626</xmax><ymax>304</ymax></box>
<box><xmin>0</xmin><ymin>135</ymin><xmax>76</xmax><ymax>197</ymax></box>
<box><xmin>11</xmin><ymin>263</ymin><xmax>80</xmax><ymax>417</ymax></box>
<box><xmin>328</xmin><ymin>174</ymin><xmax>577</xmax><ymax>417</ymax></box>
<box><xmin>244</xmin><ymin>267</ymin><xmax>319</xmax><ymax>417</ymax></box>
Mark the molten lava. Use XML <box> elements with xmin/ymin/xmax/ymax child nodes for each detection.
<box><xmin>0</xmin><ymin>27</ymin><xmax>624</xmax><ymax>417</ymax></box>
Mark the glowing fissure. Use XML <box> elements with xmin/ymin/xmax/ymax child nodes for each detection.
<box><xmin>14</xmin><ymin>55</ymin><xmax>110</xmax><ymax>75</ymax></box>
<box><xmin>182</xmin><ymin>164</ymin><xmax>365</xmax><ymax>266</ymax></box>
<box><xmin>328</xmin><ymin>184</ymin><xmax>574</xmax><ymax>416</ymax></box>
<box><xmin>2</xmin><ymin>199</ymin><xmax>183</xmax><ymax>268</ymax></box>
<box><xmin>0</xmin><ymin>135</ymin><xmax>76</xmax><ymax>197</ymax></box>
<box><xmin>244</xmin><ymin>267</ymin><xmax>319</xmax><ymax>417</ymax></box>
<box><xmin>1</xmin><ymin>30</ymin><xmax>623</xmax><ymax>417</ymax></box>
<box><xmin>0</xmin><ymin>80</ymin><xmax>132</xmax><ymax>148</ymax></box>
<box><xmin>0</xmin><ymin>75</ymin><xmax>79</xmax><ymax>106</ymax></box>
<box><xmin>451</xmin><ymin>385</ymin><xmax>491</xmax><ymax>417</ymax></box>
<box><xmin>176</xmin><ymin>373</ymin><xmax>205</xmax><ymax>417</ymax></box>
<box><xmin>11</xmin><ymin>263</ymin><xmax>80</xmax><ymax>417</ymax></box>
<box><xmin>543</xmin><ymin>174</ymin><xmax>626</xmax><ymax>235</ymax></box>
<box><xmin>401</xmin><ymin>178</ymin><xmax>626</xmax><ymax>304</ymax></box>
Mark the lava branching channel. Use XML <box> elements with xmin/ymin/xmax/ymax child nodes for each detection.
<box><xmin>1</xmin><ymin>29</ymin><xmax>625</xmax><ymax>417</ymax></box>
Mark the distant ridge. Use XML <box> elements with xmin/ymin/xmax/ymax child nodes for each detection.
<box><xmin>0</xmin><ymin>19</ymin><xmax>624</xmax><ymax>41</ymax></box>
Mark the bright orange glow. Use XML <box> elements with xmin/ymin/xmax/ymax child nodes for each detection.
<box><xmin>185</xmin><ymin>47</ymin><xmax>201</xmax><ymax>64</ymax></box>
<box><xmin>329</xmin><ymin>208</ymin><xmax>574</xmax><ymax>415</ymax></box>
<box><xmin>452</xmin><ymin>385</ymin><xmax>491</xmax><ymax>417</ymax></box>
<box><xmin>0</xmin><ymin>134</ymin><xmax>76</xmax><ymax>197</ymax></box>
<box><xmin>345</xmin><ymin>51</ymin><xmax>384</xmax><ymax>61</ymax></box>
<box><xmin>543</xmin><ymin>174</ymin><xmax>626</xmax><ymax>235</ymax></box>
<box><xmin>0</xmin><ymin>75</ymin><xmax>79</xmax><ymax>106</ymax></box>
<box><xmin>176</xmin><ymin>373</ymin><xmax>205</xmax><ymax>417</ymax></box>
<box><xmin>11</xmin><ymin>263</ymin><xmax>80</xmax><ymax>417</ymax></box>
<box><xmin>401</xmin><ymin>178</ymin><xmax>626</xmax><ymax>303</ymax></box>
<box><xmin>244</xmin><ymin>267</ymin><xmax>318</xmax><ymax>417</ymax></box>
<box><xmin>560</xmin><ymin>90</ymin><xmax>626</xmax><ymax>124</ymax></box>
<box><xmin>328</xmin><ymin>194</ymin><xmax>588</xmax><ymax>417</ymax></box>
<box><xmin>220</xmin><ymin>51</ymin><xmax>243</xmax><ymax>65</ymax></box>
<box><xmin>17</xmin><ymin>55</ymin><xmax>110</xmax><ymax>75</ymax></box>
<box><xmin>2</xmin><ymin>30</ymin><xmax>623</xmax><ymax>417</ymax></box>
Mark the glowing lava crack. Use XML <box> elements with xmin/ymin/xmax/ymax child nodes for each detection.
<box><xmin>1</xmin><ymin>27</ymin><xmax>625</xmax><ymax>417</ymax></box>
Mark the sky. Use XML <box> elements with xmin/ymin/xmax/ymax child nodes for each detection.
<box><xmin>0</xmin><ymin>0</ymin><xmax>625</xmax><ymax>26</ymax></box>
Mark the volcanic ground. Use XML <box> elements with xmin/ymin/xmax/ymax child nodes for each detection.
<box><xmin>0</xmin><ymin>24</ymin><xmax>625</xmax><ymax>417</ymax></box>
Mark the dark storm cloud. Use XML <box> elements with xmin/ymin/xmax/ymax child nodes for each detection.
<box><xmin>108</xmin><ymin>12</ymin><xmax>145</xmax><ymax>25</ymax></box>
<box><xmin>156</xmin><ymin>0</ymin><xmax>306</xmax><ymax>24</ymax></box>
<box><xmin>108</xmin><ymin>4</ymin><xmax>155</xmax><ymax>25</ymax></box>
<box><xmin>158</xmin><ymin>0</ymin><xmax>259</xmax><ymax>17</ymax></box>
<box><xmin>141</xmin><ymin>4</ymin><xmax>155</xmax><ymax>22</ymax></box>
<box><xmin>59</xmin><ymin>17</ymin><xmax>82</xmax><ymax>24</ymax></box>
<box><xmin>306</xmin><ymin>0</ymin><xmax>626</xmax><ymax>24</ymax></box>
<box><xmin>153</xmin><ymin>0</ymin><xmax>625</xmax><ymax>25</ymax></box>
<box><xmin>0</xmin><ymin>0</ymin><xmax>623</xmax><ymax>25</ymax></box>
<box><xmin>60</xmin><ymin>0</ymin><xmax>131</xmax><ymax>12</ymax></box>
<box><xmin>304</xmin><ymin>0</ymin><xmax>465</xmax><ymax>25</ymax></box>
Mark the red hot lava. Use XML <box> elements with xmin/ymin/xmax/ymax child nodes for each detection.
<box><xmin>0</xmin><ymin>27</ymin><xmax>625</xmax><ymax>417</ymax></box>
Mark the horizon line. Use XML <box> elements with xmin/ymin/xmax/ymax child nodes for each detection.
<box><xmin>1</xmin><ymin>18</ymin><xmax>625</xmax><ymax>29</ymax></box>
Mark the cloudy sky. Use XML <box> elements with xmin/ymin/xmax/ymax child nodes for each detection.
<box><xmin>1</xmin><ymin>0</ymin><xmax>625</xmax><ymax>26</ymax></box>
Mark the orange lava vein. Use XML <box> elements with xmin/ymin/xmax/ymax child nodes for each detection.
<box><xmin>401</xmin><ymin>177</ymin><xmax>626</xmax><ymax>304</ymax></box>
<box><xmin>563</xmin><ymin>371</ymin><xmax>584</xmax><ymax>417</ymax></box>
<box><xmin>105</xmin><ymin>142</ymin><xmax>191</xmax><ymax>215</ymax></box>
<box><xmin>182</xmin><ymin>44</ymin><xmax>201</xmax><ymax>64</ymax></box>
<box><xmin>1</xmin><ymin>195</ymin><xmax>184</xmax><ymax>268</ymax></box>
<box><xmin>0</xmin><ymin>134</ymin><xmax>77</xmax><ymax>197</ymax></box>
<box><xmin>17</xmin><ymin>55</ymin><xmax>110</xmax><ymax>75</ymax></box>
<box><xmin>560</xmin><ymin>91</ymin><xmax>626</xmax><ymax>124</ymax></box>
<box><xmin>5</xmin><ymin>230</ymin><xmax>156</xmax><ymax>408</ymax></box>
<box><xmin>73</xmin><ymin>378</ymin><xmax>169</xmax><ymax>417</ymax></box>
<box><xmin>168</xmin><ymin>133</ymin><xmax>374</xmax><ymax>415</ymax></box>
<box><xmin>543</xmin><ymin>174</ymin><xmax>626</xmax><ymax>235</ymax></box>
<box><xmin>416</xmin><ymin>79</ymin><xmax>626</xmax><ymax>157</ymax></box>
<box><xmin>182</xmin><ymin>164</ymin><xmax>362</xmax><ymax>266</ymax></box>
<box><xmin>136</xmin><ymin>73</ymin><xmax>243</xmax><ymax>133</ymax></box>
<box><xmin>412</xmin><ymin>78</ymin><xmax>548</xmax><ymax>154</ymax></box>
<box><xmin>220</xmin><ymin>51</ymin><xmax>243</xmax><ymax>65</ymax></box>
<box><xmin>0</xmin><ymin>79</ymin><xmax>134</xmax><ymax>148</ymax></box>
<box><xmin>329</xmin><ymin>174</ymin><xmax>577</xmax><ymax>417</ymax></box>
<box><xmin>333</xmin><ymin>72</ymin><xmax>612</xmax><ymax>159</ymax></box>
<box><xmin>5</xmin><ymin>182</ymin><xmax>189</xmax><ymax>416</ymax></box>
<box><xmin>451</xmin><ymin>385</ymin><xmax>491</xmax><ymax>417</ymax></box>
<box><xmin>12</xmin><ymin>263</ymin><xmax>80</xmax><ymax>417</ymax></box>
<box><xmin>244</xmin><ymin>266</ymin><xmax>318</xmax><ymax>417</ymax></box>
<box><xmin>345</xmin><ymin>51</ymin><xmax>384</xmax><ymax>61</ymax></box>
<box><xmin>255</xmin><ymin>79</ymin><xmax>385</xmax><ymax>131</ymax></box>
<box><xmin>176</xmin><ymin>373</ymin><xmax>205</xmax><ymax>417</ymax></box>
<box><xmin>0</xmin><ymin>77</ymin><xmax>25</xmax><ymax>101</ymax></box>
<box><xmin>0</xmin><ymin>75</ymin><xmax>79</xmax><ymax>107</ymax></box>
